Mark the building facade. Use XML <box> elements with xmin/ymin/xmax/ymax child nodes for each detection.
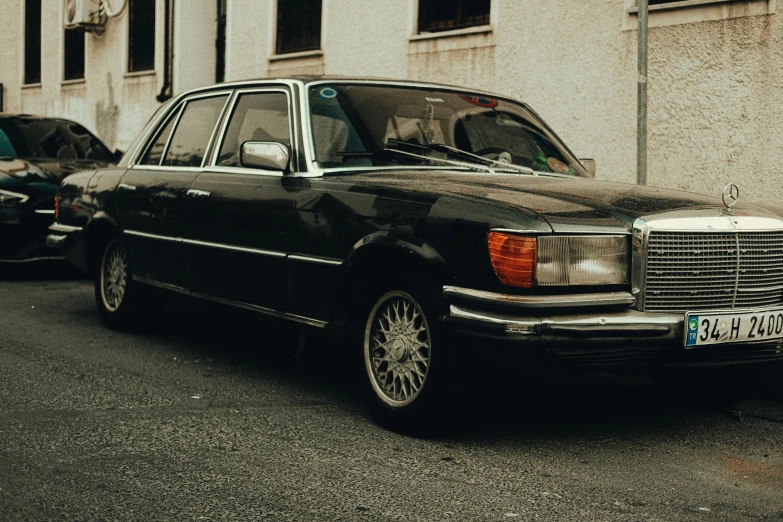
<box><xmin>0</xmin><ymin>0</ymin><xmax>780</xmax><ymax>202</ymax></box>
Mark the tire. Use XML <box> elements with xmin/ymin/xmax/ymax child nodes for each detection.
<box><xmin>357</xmin><ymin>275</ymin><xmax>454</xmax><ymax>435</ymax></box>
<box><xmin>653</xmin><ymin>363</ymin><xmax>774</xmax><ymax>405</ymax></box>
<box><xmin>94</xmin><ymin>237</ymin><xmax>148</xmax><ymax>331</ymax></box>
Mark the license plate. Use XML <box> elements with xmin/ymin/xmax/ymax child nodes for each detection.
<box><xmin>685</xmin><ymin>309</ymin><xmax>783</xmax><ymax>347</ymax></box>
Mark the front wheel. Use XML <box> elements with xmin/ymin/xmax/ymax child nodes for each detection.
<box><xmin>359</xmin><ymin>279</ymin><xmax>453</xmax><ymax>434</ymax></box>
<box><xmin>95</xmin><ymin>237</ymin><xmax>147</xmax><ymax>330</ymax></box>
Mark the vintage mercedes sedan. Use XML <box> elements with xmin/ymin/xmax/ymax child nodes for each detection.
<box><xmin>49</xmin><ymin>77</ymin><xmax>783</xmax><ymax>431</ymax></box>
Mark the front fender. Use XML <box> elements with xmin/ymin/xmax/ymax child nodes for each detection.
<box><xmin>345</xmin><ymin>230</ymin><xmax>451</xmax><ymax>284</ymax></box>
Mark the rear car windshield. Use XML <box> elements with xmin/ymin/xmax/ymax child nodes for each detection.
<box><xmin>307</xmin><ymin>84</ymin><xmax>584</xmax><ymax>176</ymax></box>
<box><xmin>0</xmin><ymin>118</ymin><xmax>114</xmax><ymax>161</ymax></box>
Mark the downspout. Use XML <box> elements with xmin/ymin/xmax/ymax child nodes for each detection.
<box><xmin>156</xmin><ymin>0</ymin><xmax>174</xmax><ymax>102</ymax></box>
<box><xmin>637</xmin><ymin>0</ymin><xmax>648</xmax><ymax>186</ymax></box>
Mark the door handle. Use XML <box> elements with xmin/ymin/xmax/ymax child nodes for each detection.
<box><xmin>186</xmin><ymin>189</ymin><xmax>211</xmax><ymax>199</ymax></box>
<box><xmin>118</xmin><ymin>183</ymin><xmax>137</xmax><ymax>191</ymax></box>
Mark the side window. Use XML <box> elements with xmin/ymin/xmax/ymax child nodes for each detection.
<box><xmin>216</xmin><ymin>92</ymin><xmax>290</xmax><ymax>167</ymax></box>
<box><xmin>162</xmin><ymin>96</ymin><xmax>228</xmax><ymax>167</ymax></box>
<box><xmin>140</xmin><ymin>106</ymin><xmax>180</xmax><ymax>165</ymax></box>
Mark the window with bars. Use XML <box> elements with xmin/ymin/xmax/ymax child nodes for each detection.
<box><xmin>128</xmin><ymin>0</ymin><xmax>155</xmax><ymax>72</ymax></box>
<box><xmin>276</xmin><ymin>0</ymin><xmax>322</xmax><ymax>55</ymax></box>
<box><xmin>417</xmin><ymin>0</ymin><xmax>491</xmax><ymax>34</ymax></box>
<box><xmin>64</xmin><ymin>29</ymin><xmax>85</xmax><ymax>81</ymax></box>
<box><xmin>24</xmin><ymin>0</ymin><xmax>41</xmax><ymax>84</ymax></box>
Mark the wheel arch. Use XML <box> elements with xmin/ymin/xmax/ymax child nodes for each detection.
<box><xmin>330</xmin><ymin>231</ymin><xmax>452</xmax><ymax>333</ymax></box>
<box><xmin>83</xmin><ymin>212</ymin><xmax>122</xmax><ymax>277</ymax></box>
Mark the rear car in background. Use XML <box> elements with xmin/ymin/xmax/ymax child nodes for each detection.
<box><xmin>0</xmin><ymin>114</ymin><xmax>118</xmax><ymax>263</ymax></box>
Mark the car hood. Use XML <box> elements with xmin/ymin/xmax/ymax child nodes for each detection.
<box><xmin>337</xmin><ymin>171</ymin><xmax>781</xmax><ymax>233</ymax></box>
<box><xmin>0</xmin><ymin>157</ymin><xmax>111</xmax><ymax>185</ymax></box>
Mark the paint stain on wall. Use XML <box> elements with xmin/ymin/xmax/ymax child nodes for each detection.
<box><xmin>96</xmin><ymin>72</ymin><xmax>120</xmax><ymax>150</ymax></box>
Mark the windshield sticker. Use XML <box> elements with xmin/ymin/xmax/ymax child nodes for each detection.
<box><xmin>425</xmin><ymin>97</ymin><xmax>444</xmax><ymax>103</ymax></box>
<box><xmin>459</xmin><ymin>94</ymin><xmax>498</xmax><ymax>108</ymax></box>
<box><xmin>319</xmin><ymin>87</ymin><xmax>338</xmax><ymax>99</ymax></box>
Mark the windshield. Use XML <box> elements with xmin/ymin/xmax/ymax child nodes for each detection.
<box><xmin>307</xmin><ymin>84</ymin><xmax>584</xmax><ymax>176</ymax></box>
<box><xmin>0</xmin><ymin>118</ymin><xmax>115</xmax><ymax>161</ymax></box>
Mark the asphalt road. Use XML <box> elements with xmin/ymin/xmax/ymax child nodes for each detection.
<box><xmin>1</xmin><ymin>268</ymin><xmax>782</xmax><ymax>521</ymax></box>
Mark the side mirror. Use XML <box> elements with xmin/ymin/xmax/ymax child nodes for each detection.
<box><xmin>114</xmin><ymin>149</ymin><xmax>124</xmax><ymax>161</ymax></box>
<box><xmin>240</xmin><ymin>141</ymin><xmax>290</xmax><ymax>172</ymax></box>
<box><xmin>580</xmin><ymin>158</ymin><xmax>596</xmax><ymax>178</ymax></box>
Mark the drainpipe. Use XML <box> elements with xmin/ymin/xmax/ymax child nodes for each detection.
<box><xmin>156</xmin><ymin>0</ymin><xmax>174</xmax><ymax>102</ymax></box>
<box><xmin>637</xmin><ymin>0</ymin><xmax>648</xmax><ymax>186</ymax></box>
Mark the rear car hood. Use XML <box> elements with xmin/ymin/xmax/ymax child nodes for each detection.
<box><xmin>0</xmin><ymin>157</ymin><xmax>110</xmax><ymax>185</ymax></box>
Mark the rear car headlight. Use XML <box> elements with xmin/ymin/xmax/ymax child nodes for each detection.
<box><xmin>0</xmin><ymin>189</ymin><xmax>29</xmax><ymax>207</ymax></box>
<box><xmin>488</xmin><ymin>233</ymin><xmax>629</xmax><ymax>288</ymax></box>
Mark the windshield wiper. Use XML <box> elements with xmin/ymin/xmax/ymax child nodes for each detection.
<box><xmin>336</xmin><ymin>147</ymin><xmax>493</xmax><ymax>173</ymax></box>
<box><xmin>386</xmin><ymin>139</ymin><xmax>535</xmax><ymax>175</ymax></box>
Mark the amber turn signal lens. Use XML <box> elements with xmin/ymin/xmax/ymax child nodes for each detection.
<box><xmin>54</xmin><ymin>195</ymin><xmax>59</xmax><ymax>221</ymax></box>
<box><xmin>487</xmin><ymin>232</ymin><xmax>536</xmax><ymax>288</ymax></box>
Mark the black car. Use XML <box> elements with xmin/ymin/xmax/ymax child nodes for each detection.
<box><xmin>0</xmin><ymin>114</ymin><xmax>117</xmax><ymax>262</ymax></box>
<box><xmin>49</xmin><ymin>78</ymin><xmax>783</xmax><ymax>432</ymax></box>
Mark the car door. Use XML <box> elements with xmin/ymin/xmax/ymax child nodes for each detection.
<box><xmin>185</xmin><ymin>87</ymin><xmax>302</xmax><ymax>313</ymax></box>
<box><xmin>117</xmin><ymin>92</ymin><xmax>230</xmax><ymax>288</ymax></box>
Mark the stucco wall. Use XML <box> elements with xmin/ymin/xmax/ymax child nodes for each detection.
<box><xmin>0</xmin><ymin>0</ymin><xmax>780</xmax><ymax>205</ymax></box>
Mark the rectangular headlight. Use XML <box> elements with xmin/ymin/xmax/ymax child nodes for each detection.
<box><xmin>536</xmin><ymin>235</ymin><xmax>628</xmax><ymax>286</ymax></box>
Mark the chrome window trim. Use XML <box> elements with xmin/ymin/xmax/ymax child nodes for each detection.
<box><xmin>135</xmin><ymin>101</ymin><xmax>185</xmax><ymax>168</ymax></box>
<box><xmin>160</xmin><ymin>91</ymin><xmax>232</xmax><ymax>168</ymax></box>
<box><xmin>131</xmin><ymin>165</ymin><xmax>204</xmax><ymax>173</ymax></box>
<box><xmin>301</xmin><ymin>79</ymin><xmax>569</xmax><ymax>175</ymax></box>
<box><xmin>203</xmin><ymin>166</ymin><xmax>284</xmax><ymax>178</ymax></box>
<box><xmin>207</xmin><ymin>86</ymin><xmax>295</xmax><ymax>171</ymax></box>
<box><xmin>128</xmin><ymin>102</ymin><xmax>181</xmax><ymax>167</ymax></box>
<box><xmin>132</xmin><ymin>275</ymin><xmax>328</xmax><ymax>328</ymax></box>
<box><xmin>132</xmin><ymin>90</ymin><xmax>233</xmax><ymax>169</ymax></box>
<box><xmin>201</xmin><ymin>92</ymin><xmax>235</xmax><ymax>169</ymax></box>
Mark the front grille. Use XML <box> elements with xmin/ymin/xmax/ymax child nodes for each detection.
<box><xmin>644</xmin><ymin>231</ymin><xmax>783</xmax><ymax>312</ymax></box>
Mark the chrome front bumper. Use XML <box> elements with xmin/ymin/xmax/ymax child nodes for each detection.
<box><xmin>444</xmin><ymin>286</ymin><xmax>681</xmax><ymax>343</ymax></box>
<box><xmin>443</xmin><ymin>286</ymin><xmax>783</xmax><ymax>366</ymax></box>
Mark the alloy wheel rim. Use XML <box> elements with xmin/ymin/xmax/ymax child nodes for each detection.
<box><xmin>101</xmin><ymin>241</ymin><xmax>128</xmax><ymax>312</ymax></box>
<box><xmin>365</xmin><ymin>291</ymin><xmax>431</xmax><ymax>407</ymax></box>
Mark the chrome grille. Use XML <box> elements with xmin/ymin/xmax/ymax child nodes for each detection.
<box><xmin>644</xmin><ymin>231</ymin><xmax>783</xmax><ymax>312</ymax></box>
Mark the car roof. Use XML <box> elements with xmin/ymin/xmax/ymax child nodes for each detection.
<box><xmin>0</xmin><ymin>113</ymin><xmax>83</xmax><ymax>125</ymax></box>
<box><xmin>179</xmin><ymin>75</ymin><xmax>511</xmax><ymax>102</ymax></box>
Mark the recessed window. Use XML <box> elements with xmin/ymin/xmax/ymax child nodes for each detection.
<box><xmin>276</xmin><ymin>0</ymin><xmax>322</xmax><ymax>55</ymax></box>
<box><xmin>24</xmin><ymin>0</ymin><xmax>42</xmax><ymax>84</ymax></box>
<box><xmin>64</xmin><ymin>29</ymin><xmax>85</xmax><ymax>81</ymax></box>
<box><xmin>216</xmin><ymin>0</ymin><xmax>227</xmax><ymax>82</ymax></box>
<box><xmin>128</xmin><ymin>0</ymin><xmax>155</xmax><ymax>72</ymax></box>
<box><xmin>217</xmin><ymin>92</ymin><xmax>291</xmax><ymax>167</ymax></box>
<box><xmin>417</xmin><ymin>0</ymin><xmax>490</xmax><ymax>34</ymax></box>
<box><xmin>162</xmin><ymin>96</ymin><xmax>228</xmax><ymax>167</ymax></box>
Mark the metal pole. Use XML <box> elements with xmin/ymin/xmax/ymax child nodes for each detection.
<box><xmin>637</xmin><ymin>0</ymin><xmax>648</xmax><ymax>186</ymax></box>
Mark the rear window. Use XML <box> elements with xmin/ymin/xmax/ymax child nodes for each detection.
<box><xmin>0</xmin><ymin>118</ymin><xmax>115</xmax><ymax>161</ymax></box>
